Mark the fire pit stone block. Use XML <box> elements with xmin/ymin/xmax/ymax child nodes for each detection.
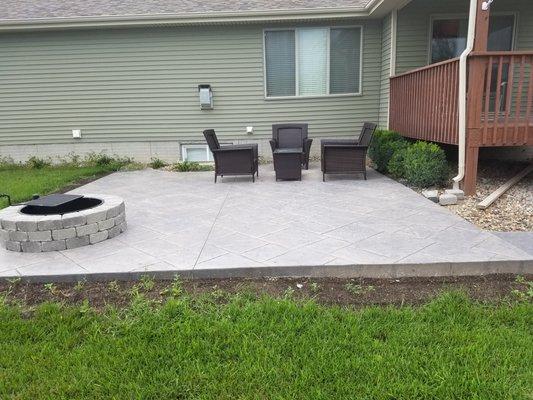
<box><xmin>0</xmin><ymin>194</ymin><xmax>126</xmax><ymax>253</ymax></box>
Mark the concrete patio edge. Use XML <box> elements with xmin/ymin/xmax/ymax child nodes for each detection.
<box><xmin>2</xmin><ymin>259</ymin><xmax>532</xmax><ymax>283</ymax></box>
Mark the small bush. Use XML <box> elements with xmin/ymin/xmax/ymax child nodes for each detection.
<box><xmin>85</xmin><ymin>153</ymin><xmax>133</xmax><ymax>171</ymax></box>
<box><xmin>0</xmin><ymin>156</ymin><xmax>16</xmax><ymax>169</ymax></box>
<box><xmin>387</xmin><ymin>141</ymin><xmax>410</xmax><ymax>178</ymax></box>
<box><xmin>26</xmin><ymin>156</ymin><xmax>51</xmax><ymax>169</ymax></box>
<box><xmin>173</xmin><ymin>161</ymin><xmax>213</xmax><ymax>172</ymax></box>
<box><xmin>403</xmin><ymin>141</ymin><xmax>449</xmax><ymax>187</ymax></box>
<box><xmin>149</xmin><ymin>158</ymin><xmax>167</xmax><ymax>169</ymax></box>
<box><xmin>368</xmin><ymin>130</ymin><xmax>407</xmax><ymax>173</ymax></box>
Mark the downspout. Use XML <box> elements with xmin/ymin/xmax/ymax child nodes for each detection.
<box><xmin>452</xmin><ymin>0</ymin><xmax>478</xmax><ymax>189</ymax></box>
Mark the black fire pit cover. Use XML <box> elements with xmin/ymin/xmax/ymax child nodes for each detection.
<box><xmin>25</xmin><ymin>194</ymin><xmax>83</xmax><ymax>208</ymax></box>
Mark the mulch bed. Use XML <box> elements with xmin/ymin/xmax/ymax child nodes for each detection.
<box><xmin>1</xmin><ymin>274</ymin><xmax>530</xmax><ymax>309</ymax></box>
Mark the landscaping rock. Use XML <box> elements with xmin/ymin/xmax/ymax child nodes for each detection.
<box><xmin>444</xmin><ymin>188</ymin><xmax>465</xmax><ymax>200</ymax></box>
<box><xmin>422</xmin><ymin>190</ymin><xmax>439</xmax><ymax>203</ymax></box>
<box><xmin>448</xmin><ymin>161</ymin><xmax>532</xmax><ymax>231</ymax></box>
<box><xmin>439</xmin><ymin>193</ymin><xmax>458</xmax><ymax>206</ymax></box>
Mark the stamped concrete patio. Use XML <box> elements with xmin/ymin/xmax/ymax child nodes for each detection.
<box><xmin>1</xmin><ymin>163</ymin><xmax>532</xmax><ymax>281</ymax></box>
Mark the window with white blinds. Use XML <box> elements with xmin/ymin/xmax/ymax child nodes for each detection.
<box><xmin>264</xmin><ymin>27</ymin><xmax>362</xmax><ymax>98</ymax></box>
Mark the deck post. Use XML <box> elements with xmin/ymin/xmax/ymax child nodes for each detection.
<box><xmin>473</xmin><ymin>0</ymin><xmax>489</xmax><ymax>52</ymax></box>
<box><xmin>463</xmin><ymin>0</ymin><xmax>490</xmax><ymax>195</ymax></box>
<box><xmin>464</xmin><ymin>145</ymin><xmax>479</xmax><ymax>196</ymax></box>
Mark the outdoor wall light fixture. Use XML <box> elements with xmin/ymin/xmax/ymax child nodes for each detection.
<box><xmin>198</xmin><ymin>84</ymin><xmax>214</xmax><ymax>110</ymax></box>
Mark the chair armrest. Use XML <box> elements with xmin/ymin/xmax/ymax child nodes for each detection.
<box><xmin>322</xmin><ymin>144</ymin><xmax>368</xmax><ymax>149</ymax></box>
<box><xmin>212</xmin><ymin>147</ymin><xmax>254</xmax><ymax>156</ymax></box>
<box><xmin>321</xmin><ymin>139</ymin><xmax>358</xmax><ymax>148</ymax></box>
<box><xmin>221</xmin><ymin>143</ymin><xmax>258</xmax><ymax>159</ymax></box>
<box><xmin>269</xmin><ymin>139</ymin><xmax>277</xmax><ymax>153</ymax></box>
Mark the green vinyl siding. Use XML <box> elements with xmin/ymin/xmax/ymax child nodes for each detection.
<box><xmin>0</xmin><ymin>21</ymin><xmax>382</xmax><ymax>146</ymax></box>
<box><xmin>396</xmin><ymin>0</ymin><xmax>533</xmax><ymax>75</ymax></box>
<box><xmin>378</xmin><ymin>12</ymin><xmax>392</xmax><ymax>128</ymax></box>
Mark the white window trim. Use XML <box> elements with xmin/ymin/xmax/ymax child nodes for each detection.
<box><xmin>181</xmin><ymin>144</ymin><xmax>213</xmax><ymax>162</ymax></box>
<box><xmin>263</xmin><ymin>25</ymin><xmax>364</xmax><ymax>100</ymax></box>
<box><xmin>427</xmin><ymin>12</ymin><xmax>518</xmax><ymax>65</ymax></box>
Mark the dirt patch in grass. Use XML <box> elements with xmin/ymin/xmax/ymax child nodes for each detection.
<box><xmin>1</xmin><ymin>274</ymin><xmax>530</xmax><ymax>309</ymax></box>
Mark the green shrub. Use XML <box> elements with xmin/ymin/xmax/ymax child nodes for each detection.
<box><xmin>26</xmin><ymin>156</ymin><xmax>51</xmax><ymax>169</ymax></box>
<box><xmin>403</xmin><ymin>141</ymin><xmax>449</xmax><ymax>187</ymax></box>
<box><xmin>0</xmin><ymin>156</ymin><xmax>16</xmax><ymax>169</ymax></box>
<box><xmin>85</xmin><ymin>153</ymin><xmax>133</xmax><ymax>171</ymax></box>
<box><xmin>173</xmin><ymin>161</ymin><xmax>213</xmax><ymax>172</ymax></box>
<box><xmin>149</xmin><ymin>158</ymin><xmax>167</xmax><ymax>169</ymax></box>
<box><xmin>368</xmin><ymin>130</ymin><xmax>407</xmax><ymax>173</ymax></box>
<box><xmin>387</xmin><ymin>141</ymin><xmax>410</xmax><ymax>178</ymax></box>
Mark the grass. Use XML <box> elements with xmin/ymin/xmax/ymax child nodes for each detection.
<box><xmin>0</xmin><ymin>164</ymin><xmax>122</xmax><ymax>209</ymax></box>
<box><xmin>0</xmin><ymin>291</ymin><xmax>531</xmax><ymax>399</ymax></box>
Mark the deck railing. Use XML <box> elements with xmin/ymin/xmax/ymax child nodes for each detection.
<box><xmin>389</xmin><ymin>58</ymin><xmax>460</xmax><ymax>145</ymax></box>
<box><xmin>469</xmin><ymin>51</ymin><xmax>533</xmax><ymax>146</ymax></box>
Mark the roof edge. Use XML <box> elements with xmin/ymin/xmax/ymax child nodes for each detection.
<box><xmin>0</xmin><ymin>6</ymin><xmax>374</xmax><ymax>31</ymax></box>
<box><xmin>0</xmin><ymin>0</ymin><xmax>412</xmax><ymax>31</ymax></box>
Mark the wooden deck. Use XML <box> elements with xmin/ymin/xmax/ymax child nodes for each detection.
<box><xmin>389</xmin><ymin>51</ymin><xmax>533</xmax><ymax>147</ymax></box>
<box><xmin>389</xmin><ymin>50</ymin><xmax>532</xmax><ymax>195</ymax></box>
<box><xmin>389</xmin><ymin>58</ymin><xmax>460</xmax><ymax>145</ymax></box>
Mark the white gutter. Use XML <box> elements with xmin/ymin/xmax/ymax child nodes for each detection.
<box><xmin>453</xmin><ymin>0</ymin><xmax>478</xmax><ymax>189</ymax></box>
<box><xmin>386</xmin><ymin>8</ymin><xmax>398</xmax><ymax>130</ymax></box>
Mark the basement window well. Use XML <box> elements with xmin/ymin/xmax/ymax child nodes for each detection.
<box><xmin>182</xmin><ymin>144</ymin><xmax>213</xmax><ymax>162</ymax></box>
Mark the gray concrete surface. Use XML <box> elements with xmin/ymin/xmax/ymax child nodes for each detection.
<box><xmin>1</xmin><ymin>163</ymin><xmax>531</xmax><ymax>281</ymax></box>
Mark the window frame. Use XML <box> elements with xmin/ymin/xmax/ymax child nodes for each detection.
<box><xmin>427</xmin><ymin>12</ymin><xmax>518</xmax><ymax>65</ymax></box>
<box><xmin>263</xmin><ymin>25</ymin><xmax>364</xmax><ymax>100</ymax></box>
<box><xmin>181</xmin><ymin>144</ymin><xmax>214</xmax><ymax>163</ymax></box>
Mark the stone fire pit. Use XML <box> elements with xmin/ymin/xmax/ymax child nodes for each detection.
<box><xmin>0</xmin><ymin>194</ymin><xmax>126</xmax><ymax>253</ymax></box>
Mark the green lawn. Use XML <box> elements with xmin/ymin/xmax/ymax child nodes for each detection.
<box><xmin>0</xmin><ymin>165</ymin><xmax>118</xmax><ymax>208</ymax></box>
<box><xmin>0</xmin><ymin>292</ymin><xmax>531</xmax><ymax>399</ymax></box>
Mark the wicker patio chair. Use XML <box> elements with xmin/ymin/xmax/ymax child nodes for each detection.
<box><xmin>203</xmin><ymin>129</ymin><xmax>258</xmax><ymax>183</ymax></box>
<box><xmin>270</xmin><ymin>123</ymin><xmax>313</xmax><ymax>169</ymax></box>
<box><xmin>320</xmin><ymin>122</ymin><xmax>377</xmax><ymax>182</ymax></box>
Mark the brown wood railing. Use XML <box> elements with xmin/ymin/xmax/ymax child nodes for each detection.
<box><xmin>389</xmin><ymin>58</ymin><xmax>460</xmax><ymax>145</ymax></box>
<box><xmin>469</xmin><ymin>51</ymin><xmax>533</xmax><ymax>146</ymax></box>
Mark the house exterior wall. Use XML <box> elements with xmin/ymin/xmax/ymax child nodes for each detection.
<box><xmin>0</xmin><ymin>20</ymin><xmax>383</xmax><ymax>162</ymax></box>
<box><xmin>378</xmin><ymin>12</ymin><xmax>392</xmax><ymax>129</ymax></box>
<box><xmin>395</xmin><ymin>0</ymin><xmax>533</xmax><ymax>75</ymax></box>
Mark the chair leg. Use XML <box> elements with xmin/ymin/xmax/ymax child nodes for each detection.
<box><xmin>322</xmin><ymin>173</ymin><xmax>326</xmax><ymax>182</ymax></box>
<box><xmin>252</xmin><ymin>174</ymin><xmax>255</xmax><ymax>182</ymax></box>
<box><xmin>364</xmin><ymin>170</ymin><xmax>367</xmax><ymax>180</ymax></box>
<box><xmin>214</xmin><ymin>173</ymin><xmax>217</xmax><ymax>183</ymax></box>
